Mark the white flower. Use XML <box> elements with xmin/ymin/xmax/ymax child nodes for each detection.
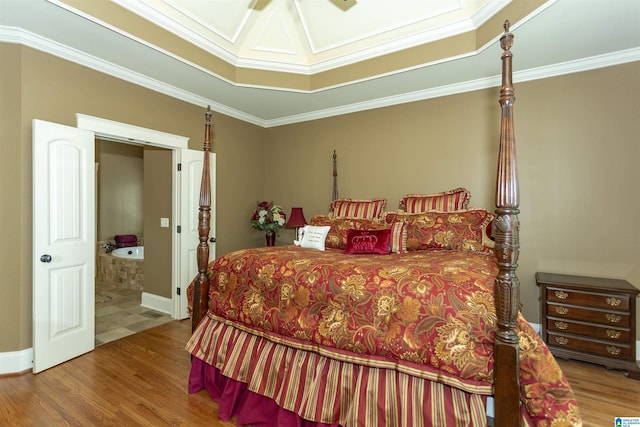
<box><xmin>251</xmin><ymin>201</ymin><xmax>286</xmax><ymax>233</ymax></box>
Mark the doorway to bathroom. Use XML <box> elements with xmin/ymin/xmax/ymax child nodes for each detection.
<box><xmin>94</xmin><ymin>139</ymin><xmax>173</xmax><ymax>346</ymax></box>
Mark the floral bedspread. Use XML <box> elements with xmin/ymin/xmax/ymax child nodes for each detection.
<box><xmin>188</xmin><ymin>246</ymin><xmax>580</xmax><ymax>426</ymax></box>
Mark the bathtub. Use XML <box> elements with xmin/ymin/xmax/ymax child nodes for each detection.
<box><xmin>111</xmin><ymin>246</ymin><xmax>144</xmax><ymax>260</ymax></box>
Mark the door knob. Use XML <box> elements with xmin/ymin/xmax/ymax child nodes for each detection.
<box><xmin>40</xmin><ymin>254</ymin><xmax>52</xmax><ymax>263</ymax></box>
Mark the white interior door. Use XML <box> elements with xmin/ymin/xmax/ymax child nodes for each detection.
<box><xmin>33</xmin><ymin>119</ymin><xmax>95</xmax><ymax>373</ymax></box>
<box><xmin>178</xmin><ymin>149</ymin><xmax>216</xmax><ymax>319</ymax></box>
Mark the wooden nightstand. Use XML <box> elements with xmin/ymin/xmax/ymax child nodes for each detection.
<box><xmin>536</xmin><ymin>272</ymin><xmax>640</xmax><ymax>380</ymax></box>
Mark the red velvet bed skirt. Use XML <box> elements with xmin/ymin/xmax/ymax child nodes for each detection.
<box><xmin>189</xmin><ymin>356</ymin><xmax>341</xmax><ymax>427</ymax></box>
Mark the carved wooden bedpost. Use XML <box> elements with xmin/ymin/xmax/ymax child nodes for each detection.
<box><xmin>192</xmin><ymin>106</ymin><xmax>212</xmax><ymax>332</ymax></box>
<box><xmin>493</xmin><ymin>21</ymin><xmax>521</xmax><ymax>427</ymax></box>
<box><xmin>332</xmin><ymin>149</ymin><xmax>339</xmax><ymax>201</ymax></box>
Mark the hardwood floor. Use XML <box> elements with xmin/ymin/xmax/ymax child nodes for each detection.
<box><xmin>1</xmin><ymin>320</ymin><xmax>638</xmax><ymax>426</ymax></box>
<box><xmin>0</xmin><ymin>320</ymin><xmax>236</xmax><ymax>427</ymax></box>
<box><xmin>556</xmin><ymin>358</ymin><xmax>640</xmax><ymax>427</ymax></box>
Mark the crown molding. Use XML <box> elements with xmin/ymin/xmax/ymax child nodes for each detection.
<box><xmin>267</xmin><ymin>48</ymin><xmax>640</xmax><ymax>127</ymax></box>
<box><xmin>0</xmin><ymin>26</ymin><xmax>267</xmax><ymax>127</ymax></box>
<box><xmin>1</xmin><ymin>25</ymin><xmax>638</xmax><ymax>129</ymax></box>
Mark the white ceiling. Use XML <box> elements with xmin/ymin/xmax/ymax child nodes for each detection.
<box><xmin>1</xmin><ymin>0</ymin><xmax>639</xmax><ymax>127</ymax></box>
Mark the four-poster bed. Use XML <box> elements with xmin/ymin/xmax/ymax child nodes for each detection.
<box><xmin>186</xmin><ymin>22</ymin><xmax>581</xmax><ymax>427</ymax></box>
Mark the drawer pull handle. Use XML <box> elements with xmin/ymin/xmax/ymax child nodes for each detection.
<box><xmin>554</xmin><ymin>307</ymin><xmax>569</xmax><ymax>315</ymax></box>
<box><xmin>554</xmin><ymin>336</ymin><xmax>569</xmax><ymax>345</ymax></box>
<box><xmin>554</xmin><ymin>321</ymin><xmax>568</xmax><ymax>330</ymax></box>
<box><xmin>606</xmin><ymin>297</ymin><xmax>621</xmax><ymax>307</ymax></box>
<box><xmin>554</xmin><ymin>291</ymin><xmax>569</xmax><ymax>299</ymax></box>
<box><xmin>606</xmin><ymin>346</ymin><xmax>621</xmax><ymax>356</ymax></box>
<box><xmin>606</xmin><ymin>313</ymin><xmax>621</xmax><ymax>323</ymax></box>
<box><xmin>606</xmin><ymin>330</ymin><xmax>621</xmax><ymax>339</ymax></box>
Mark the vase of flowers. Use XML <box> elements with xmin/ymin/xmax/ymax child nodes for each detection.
<box><xmin>251</xmin><ymin>201</ymin><xmax>286</xmax><ymax>246</ymax></box>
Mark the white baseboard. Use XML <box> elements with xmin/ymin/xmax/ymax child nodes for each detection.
<box><xmin>0</xmin><ymin>348</ymin><xmax>33</xmax><ymax>375</ymax></box>
<box><xmin>141</xmin><ymin>292</ymin><xmax>173</xmax><ymax>315</ymax></box>
<box><xmin>1</xmin><ymin>293</ymin><xmax>173</xmax><ymax>375</ymax></box>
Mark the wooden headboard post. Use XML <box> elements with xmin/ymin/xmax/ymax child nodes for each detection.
<box><xmin>192</xmin><ymin>106</ymin><xmax>212</xmax><ymax>332</ymax></box>
<box><xmin>493</xmin><ymin>21</ymin><xmax>521</xmax><ymax>427</ymax></box>
<box><xmin>332</xmin><ymin>149</ymin><xmax>338</xmax><ymax>201</ymax></box>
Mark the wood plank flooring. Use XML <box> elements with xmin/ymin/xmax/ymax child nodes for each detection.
<box><xmin>556</xmin><ymin>358</ymin><xmax>640</xmax><ymax>426</ymax></box>
<box><xmin>0</xmin><ymin>320</ymin><xmax>235</xmax><ymax>427</ymax></box>
<box><xmin>1</xmin><ymin>319</ymin><xmax>638</xmax><ymax>426</ymax></box>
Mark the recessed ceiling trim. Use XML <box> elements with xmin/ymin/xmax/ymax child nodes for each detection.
<box><xmin>109</xmin><ymin>0</ymin><xmax>513</xmax><ymax>74</ymax></box>
<box><xmin>471</xmin><ymin>0</ymin><xmax>513</xmax><ymax>27</ymax></box>
<box><xmin>306</xmin><ymin>19</ymin><xmax>477</xmax><ymax>74</ymax></box>
<box><xmin>161</xmin><ymin>0</ymin><xmax>253</xmax><ymax>44</ymax></box>
<box><xmin>111</xmin><ymin>0</ymin><xmax>242</xmax><ymax>65</ymax></box>
<box><xmin>295</xmin><ymin>0</ymin><xmax>462</xmax><ymax>55</ymax></box>
<box><xmin>48</xmin><ymin>0</ymin><xmax>549</xmax><ymax>87</ymax></box>
<box><xmin>45</xmin><ymin>0</ymin><xmax>489</xmax><ymax>88</ymax></box>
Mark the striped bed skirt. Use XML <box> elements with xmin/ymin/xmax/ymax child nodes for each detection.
<box><xmin>185</xmin><ymin>314</ymin><xmax>504</xmax><ymax>427</ymax></box>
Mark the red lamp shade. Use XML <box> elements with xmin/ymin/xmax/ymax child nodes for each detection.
<box><xmin>286</xmin><ymin>207</ymin><xmax>307</xmax><ymax>228</ymax></box>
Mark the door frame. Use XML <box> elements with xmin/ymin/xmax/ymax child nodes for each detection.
<box><xmin>76</xmin><ymin>114</ymin><xmax>189</xmax><ymax>319</ymax></box>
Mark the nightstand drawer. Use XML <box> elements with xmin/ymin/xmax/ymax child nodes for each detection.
<box><xmin>545</xmin><ymin>287</ymin><xmax>631</xmax><ymax>311</ymax></box>
<box><xmin>546</xmin><ymin>318</ymin><xmax>630</xmax><ymax>342</ymax></box>
<box><xmin>546</xmin><ymin>303</ymin><xmax>631</xmax><ymax>328</ymax></box>
<box><xmin>547</xmin><ymin>332</ymin><xmax>632</xmax><ymax>360</ymax></box>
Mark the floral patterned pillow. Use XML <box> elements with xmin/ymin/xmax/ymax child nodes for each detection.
<box><xmin>310</xmin><ymin>215</ymin><xmax>388</xmax><ymax>249</ymax></box>
<box><xmin>384</xmin><ymin>209</ymin><xmax>494</xmax><ymax>253</ymax></box>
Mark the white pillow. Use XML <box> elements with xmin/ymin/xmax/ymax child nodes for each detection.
<box><xmin>295</xmin><ymin>225</ymin><xmax>330</xmax><ymax>251</ymax></box>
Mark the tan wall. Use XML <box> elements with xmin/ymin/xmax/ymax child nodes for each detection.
<box><xmin>143</xmin><ymin>147</ymin><xmax>172</xmax><ymax>298</ymax></box>
<box><xmin>264</xmin><ymin>62</ymin><xmax>640</xmax><ymax>327</ymax></box>
<box><xmin>0</xmin><ymin>41</ymin><xmax>638</xmax><ymax>354</ymax></box>
<box><xmin>97</xmin><ymin>140</ymin><xmax>144</xmax><ymax>242</ymax></box>
<box><xmin>0</xmin><ymin>44</ymin><xmax>264</xmax><ymax>352</ymax></box>
<box><xmin>0</xmin><ymin>43</ymin><xmax>27</xmax><ymax>352</ymax></box>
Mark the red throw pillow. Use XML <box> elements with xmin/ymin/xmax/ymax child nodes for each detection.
<box><xmin>344</xmin><ymin>228</ymin><xmax>391</xmax><ymax>255</ymax></box>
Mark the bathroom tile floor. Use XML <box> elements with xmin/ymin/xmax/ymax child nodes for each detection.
<box><xmin>95</xmin><ymin>280</ymin><xmax>173</xmax><ymax>346</ymax></box>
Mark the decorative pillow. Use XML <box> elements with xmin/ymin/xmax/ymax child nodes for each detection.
<box><xmin>310</xmin><ymin>215</ymin><xmax>387</xmax><ymax>249</ymax></box>
<box><xmin>400</xmin><ymin>188</ymin><xmax>471</xmax><ymax>213</ymax></box>
<box><xmin>344</xmin><ymin>228</ymin><xmax>391</xmax><ymax>255</ymax></box>
<box><xmin>389</xmin><ymin>220</ymin><xmax>407</xmax><ymax>254</ymax></box>
<box><xmin>295</xmin><ymin>225</ymin><xmax>331</xmax><ymax>251</ymax></box>
<box><xmin>384</xmin><ymin>209</ymin><xmax>494</xmax><ymax>253</ymax></box>
<box><xmin>329</xmin><ymin>198</ymin><xmax>387</xmax><ymax>219</ymax></box>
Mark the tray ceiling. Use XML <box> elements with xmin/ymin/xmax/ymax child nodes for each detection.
<box><xmin>114</xmin><ymin>0</ymin><xmax>505</xmax><ymax>70</ymax></box>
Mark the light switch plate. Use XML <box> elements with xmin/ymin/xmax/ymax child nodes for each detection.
<box><xmin>160</xmin><ymin>217</ymin><xmax>170</xmax><ymax>228</ymax></box>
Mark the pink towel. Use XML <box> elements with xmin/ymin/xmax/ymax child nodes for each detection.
<box><xmin>115</xmin><ymin>234</ymin><xmax>137</xmax><ymax>248</ymax></box>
